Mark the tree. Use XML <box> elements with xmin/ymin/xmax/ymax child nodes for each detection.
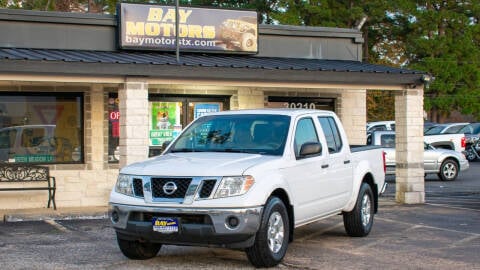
<box><xmin>391</xmin><ymin>1</ymin><xmax>480</xmax><ymax>122</ymax></box>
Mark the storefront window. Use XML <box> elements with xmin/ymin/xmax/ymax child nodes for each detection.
<box><xmin>108</xmin><ymin>93</ymin><xmax>120</xmax><ymax>163</ymax></box>
<box><xmin>148</xmin><ymin>95</ymin><xmax>229</xmax><ymax>157</ymax></box>
<box><xmin>0</xmin><ymin>93</ymin><xmax>83</xmax><ymax>164</ymax></box>
<box><xmin>107</xmin><ymin>94</ymin><xmax>229</xmax><ymax>159</ymax></box>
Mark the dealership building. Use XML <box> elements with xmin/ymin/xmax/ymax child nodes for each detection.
<box><xmin>0</xmin><ymin>5</ymin><xmax>427</xmax><ymax>210</ymax></box>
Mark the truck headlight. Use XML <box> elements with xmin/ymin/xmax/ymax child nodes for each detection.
<box><xmin>115</xmin><ymin>174</ymin><xmax>134</xmax><ymax>196</ymax></box>
<box><xmin>214</xmin><ymin>176</ymin><xmax>254</xmax><ymax>198</ymax></box>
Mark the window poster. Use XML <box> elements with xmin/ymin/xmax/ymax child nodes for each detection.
<box><xmin>194</xmin><ymin>103</ymin><xmax>220</xmax><ymax>119</ymax></box>
<box><xmin>150</xmin><ymin>102</ymin><xmax>182</xmax><ymax>146</ymax></box>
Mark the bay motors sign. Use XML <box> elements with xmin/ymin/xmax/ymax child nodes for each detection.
<box><xmin>118</xmin><ymin>3</ymin><xmax>258</xmax><ymax>53</ymax></box>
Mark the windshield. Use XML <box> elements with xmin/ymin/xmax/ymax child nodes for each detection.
<box><xmin>459</xmin><ymin>123</ymin><xmax>480</xmax><ymax>134</ymax></box>
<box><xmin>168</xmin><ymin>114</ymin><xmax>290</xmax><ymax>155</ymax></box>
<box><xmin>424</xmin><ymin>125</ymin><xmax>446</xmax><ymax>135</ymax></box>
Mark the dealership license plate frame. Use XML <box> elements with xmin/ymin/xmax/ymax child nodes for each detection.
<box><xmin>152</xmin><ymin>217</ymin><xmax>180</xmax><ymax>234</ymax></box>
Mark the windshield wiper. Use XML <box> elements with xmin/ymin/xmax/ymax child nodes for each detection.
<box><xmin>170</xmin><ymin>148</ymin><xmax>208</xmax><ymax>153</ymax></box>
<box><xmin>223</xmin><ymin>148</ymin><xmax>259</xmax><ymax>154</ymax></box>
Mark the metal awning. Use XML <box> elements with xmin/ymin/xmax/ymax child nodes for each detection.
<box><xmin>0</xmin><ymin>48</ymin><xmax>425</xmax><ymax>87</ymax></box>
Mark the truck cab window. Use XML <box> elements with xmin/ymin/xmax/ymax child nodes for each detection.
<box><xmin>294</xmin><ymin>118</ymin><xmax>319</xmax><ymax>158</ymax></box>
<box><xmin>318</xmin><ymin>117</ymin><xmax>343</xmax><ymax>153</ymax></box>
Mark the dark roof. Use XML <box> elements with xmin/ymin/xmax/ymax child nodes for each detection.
<box><xmin>0</xmin><ymin>48</ymin><xmax>422</xmax><ymax>75</ymax></box>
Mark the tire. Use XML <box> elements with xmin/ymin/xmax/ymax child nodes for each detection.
<box><xmin>343</xmin><ymin>183</ymin><xmax>374</xmax><ymax>237</ymax></box>
<box><xmin>246</xmin><ymin>196</ymin><xmax>289</xmax><ymax>268</ymax></box>
<box><xmin>240</xmin><ymin>32</ymin><xmax>256</xmax><ymax>51</ymax></box>
<box><xmin>438</xmin><ymin>158</ymin><xmax>458</xmax><ymax>181</ymax></box>
<box><xmin>116</xmin><ymin>233</ymin><xmax>161</xmax><ymax>260</ymax></box>
<box><xmin>465</xmin><ymin>148</ymin><xmax>477</xmax><ymax>162</ymax></box>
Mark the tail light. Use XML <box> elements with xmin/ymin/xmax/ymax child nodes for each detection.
<box><xmin>382</xmin><ymin>151</ymin><xmax>386</xmax><ymax>174</ymax></box>
<box><xmin>461</xmin><ymin>136</ymin><xmax>466</xmax><ymax>148</ymax></box>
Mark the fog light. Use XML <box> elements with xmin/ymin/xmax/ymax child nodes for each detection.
<box><xmin>226</xmin><ymin>216</ymin><xmax>239</xmax><ymax>229</ymax></box>
<box><xmin>111</xmin><ymin>210</ymin><xmax>119</xmax><ymax>223</ymax></box>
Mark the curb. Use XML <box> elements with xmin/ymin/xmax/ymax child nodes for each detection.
<box><xmin>3</xmin><ymin>212</ymin><xmax>109</xmax><ymax>223</ymax></box>
<box><xmin>2</xmin><ymin>207</ymin><xmax>110</xmax><ymax>223</ymax></box>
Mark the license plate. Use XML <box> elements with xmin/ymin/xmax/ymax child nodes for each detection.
<box><xmin>152</xmin><ymin>217</ymin><xmax>179</xmax><ymax>234</ymax></box>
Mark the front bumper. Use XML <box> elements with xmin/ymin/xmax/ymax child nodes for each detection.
<box><xmin>109</xmin><ymin>203</ymin><xmax>263</xmax><ymax>248</ymax></box>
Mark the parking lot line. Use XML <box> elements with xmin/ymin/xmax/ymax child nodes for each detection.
<box><xmin>44</xmin><ymin>219</ymin><xmax>70</xmax><ymax>232</ymax></box>
<box><xmin>377</xmin><ymin>217</ymin><xmax>480</xmax><ymax>236</ymax></box>
<box><xmin>425</xmin><ymin>202</ymin><xmax>480</xmax><ymax>212</ymax></box>
<box><xmin>448</xmin><ymin>235</ymin><xmax>480</xmax><ymax>248</ymax></box>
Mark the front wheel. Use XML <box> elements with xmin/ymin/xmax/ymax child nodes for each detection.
<box><xmin>438</xmin><ymin>158</ymin><xmax>458</xmax><ymax>181</ymax></box>
<box><xmin>246</xmin><ymin>196</ymin><xmax>289</xmax><ymax>268</ymax></box>
<box><xmin>343</xmin><ymin>183</ymin><xmax>374</xmax><ymax>237</ymax></box>
<box><xmin>117</xmin><ymin>233</ymin><xmax>162</xmax><ymax>260</ymax></box>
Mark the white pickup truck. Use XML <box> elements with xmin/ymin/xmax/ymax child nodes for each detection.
<box><xmin>109</xmin><ymin>109</ymin><xmax>386</xmax><ymax>267</ymax></box>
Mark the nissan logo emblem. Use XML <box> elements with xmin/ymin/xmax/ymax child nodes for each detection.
<box><xmin>163</xmin><ymin>181</ymin><xmax>177</xmax><ymax>195</ymax></box>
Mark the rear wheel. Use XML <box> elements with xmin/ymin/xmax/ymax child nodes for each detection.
<box><xmin>465</xmin><ymin>148</ymin><xmax>477</xmax><ymax>161</ymax></box>
<box><xmin>343</xmin><ymin>183</ymin><xmax>374</xmax><ymax>237</ymax></box>
<box><xmin>438</xmin><ymin>158</ymin><xmax>458</xmax><ymax>181</ymax></box>
<box><xmin>117</xmin><ymin>233</ymin><xmax>162</xmax><ymax>260</ymax></box>
<box><xmin>246</xmin><ymin>196</ymin><xmax>289</xmax><ymax>268</ymax></box>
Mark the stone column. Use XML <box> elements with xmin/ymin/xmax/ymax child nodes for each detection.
<box><xmin>119</xmin><ymin>77</ymin><xmax>149</xmax><ymax>168</ymax></box>
<box><xmin>90</xmin><ymin>85</ymin><xmax>105</xmax><ymax>170</ymax></box>
<box><xmin>338</xmin><ymin>89</ymin><xmax>367</xmax><ymax>145</ymax></box>
<box><xmin>395</xmin><ymin>88</ymin><xmax>425</xmax><ymax>204</ymax></box>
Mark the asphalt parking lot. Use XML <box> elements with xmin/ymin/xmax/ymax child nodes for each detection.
<box><xmin>0</xmin><ymin>162</ymin><xmax>479</xmax><ymax>270</ymax></box>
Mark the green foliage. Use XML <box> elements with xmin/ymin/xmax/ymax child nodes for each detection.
<box><xmin>394</xmin><ymin>1</ymin><xmax>480</xmax><ymax>121</ymax></box>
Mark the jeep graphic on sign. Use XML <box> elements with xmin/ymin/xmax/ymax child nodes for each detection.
<box><xmin>219</xmin><ymin>16</ymin><xmax>258</xmax><ymax>52</ymax></box>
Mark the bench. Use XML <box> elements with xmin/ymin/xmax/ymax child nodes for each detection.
<box><xmin>0</xmin><ymin>163</ymin><xmax>56</xmax><ymax>210</ymax></box>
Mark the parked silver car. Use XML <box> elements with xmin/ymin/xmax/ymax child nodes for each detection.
<box><xmin>369</xmin><ymin>131</ymin><xmax>469</xmax><ymax>181</ymax></box>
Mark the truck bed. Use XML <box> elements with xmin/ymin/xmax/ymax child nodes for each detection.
<box><xmin>350</xmin><ymin>145</ymin><xmax>382</xmax><ymax>152</ymax></box>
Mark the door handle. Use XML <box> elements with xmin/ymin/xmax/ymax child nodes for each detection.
<box><xmin>321</xmin><ymin>164</ymin><xmax>329</xmax><ymax>169</ymax></box>
<box><xmin>344</xmin><ymin>160</ymin><xmax>351</xmax><ymax>164</ymax></box>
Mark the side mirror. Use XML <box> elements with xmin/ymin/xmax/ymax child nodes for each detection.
<box><xmin>299</xmin><ymin>142</ymin><xmax>322</xmax><ymax>158</ymax></box>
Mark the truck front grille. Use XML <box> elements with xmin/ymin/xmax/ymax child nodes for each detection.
<box><xmin>151</xmin><ymin>178</ymin><xmax>192</xmax><ymax>198</ymax></box>
<box><xmin>199</xmin><ymin>180</ymin><xmax>217</xmax><ymax>198</ymax></box>
<box><xmin>133</xmin><ymin>178</ymin><xmax>144</xmax><ymax>197</ymax></box>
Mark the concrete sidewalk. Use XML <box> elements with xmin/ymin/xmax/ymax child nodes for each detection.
<box><xmin>1</xmin><ymin>206</ymin><xmax>109</xmax><ymax>222</ymax></box>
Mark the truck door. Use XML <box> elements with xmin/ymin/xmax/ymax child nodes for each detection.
<box><xmin>281</xmin><ymin>116</ymin><xmax>332</xmax><ymax>223</ymax></box>
<box><xmin>317</xmin><ymin>116</ymin><xmax>353</xmax><ymax>209</ymax></box>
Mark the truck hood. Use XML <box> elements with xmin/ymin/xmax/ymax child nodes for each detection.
<box><xmin>120</xmin><ymin>152</ymin><xmax>280</xmax><ymax>176</ymax></box>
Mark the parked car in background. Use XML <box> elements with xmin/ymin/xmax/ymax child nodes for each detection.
<box><xmin>424</xmin><ymin>123</ymin><xmax>469</xmax><ymax>135</ymax></box>
<box><xmin>423</xmin><ymin>121</ymin><xmax>437</xmax><ymax>133</ymax></box>
<box><xmin>369</xmin><ymin>131</ymin><xmax>469</xmax><ymax>181</ymax></box>
<box><xmin>366</xmin><ymin>121</ymin><xmax>395</xmax><ymax>134</ymax></box>
<box><xmin>459</xmin><ymin>123</ymin><xmax>480</xmax><ymax>136</ymax></box>
<box><xmin>366</xmin><ymin>122</ymin><xmax>465</xmax><ymax>153</ymax></box>
<box><xmin>459</xmin><ymin>123</ymin><xmax>480</xmax><ymax>161</ymax></box>
<box><xmin>424</xmin><ymin>132</ymin><xmax>466</xmax><ymax>153</ymax></box>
